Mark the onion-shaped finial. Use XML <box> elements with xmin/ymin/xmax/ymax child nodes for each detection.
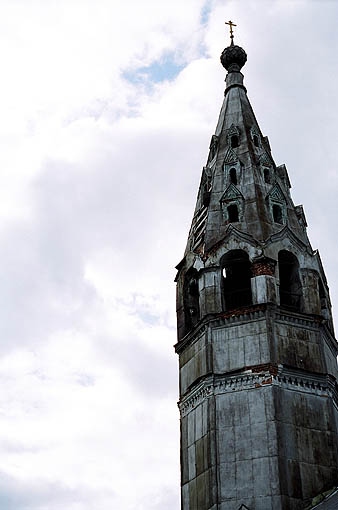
<box><xmin>220</xmin><ymin>44</ymin><xmax>247</xmax><ymax>72</ymax></box>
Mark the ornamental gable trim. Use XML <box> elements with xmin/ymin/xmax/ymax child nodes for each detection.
<box><xmin>227</xmin><ymin>123</ymin><xmax>240</xmax><ymax>137</ymax></box>
<box><xmin>207</xmin><ymin>224</ymin><xmax>260</xmax><ymax>255</ymax></box>
<box><xmin>267</xmin><ymin>183</ymin><xmax>286</xmax><ymax>203</ymax></box>
<box><xmin>223</xmin><ymin>146</ymin><xmax>239</xmax><ymax>164</ymax></box>
<box><xmin>259</xmin><ymin>151</ymin><xmax>273</xmax><ymax>167</ymax></box>
<box><xmin>264</xmin><ymin>225</ymin><xmax>312</xmax><ymax>254</ymax></box>
<box><xmin>220</xmin><ymin>183</ymin><xmax>243</xmax><ymax>203</ymax></box>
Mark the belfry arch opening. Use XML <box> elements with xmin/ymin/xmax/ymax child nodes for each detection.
<box><xmin>221</xmin><ymin>250</ymin><xmax>252</xmax><ymax>311</ymax></box>
<box><xmin>183</xmin><ymin>268</ymin><xmax>200</xmax><ymax>333</ymax></box>
<box><xmin>278</xmin><ymin>250</ymin><xmax>302</xmax><ymax>311</ymax></box>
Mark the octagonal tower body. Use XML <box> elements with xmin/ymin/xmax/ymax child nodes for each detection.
<box><xmin>175</xmin><ymin>42</ymin><xmax>338</xmax><ymax>510</ymax></box>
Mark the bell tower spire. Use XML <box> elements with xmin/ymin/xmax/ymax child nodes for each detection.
<box><xmin>183</xmin><ymin>30</ymin><xmax>311</xmax><ymax>260</ymax></box>
<box><xmin>175</xmin><ymin>28</ymin><xmax>338</xmax><ymax>510</ymax></box>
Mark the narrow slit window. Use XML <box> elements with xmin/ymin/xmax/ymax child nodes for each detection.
<box><xmin>253</xmin><ymin>134</ymin><xmax>259</xmax><ymax>147</ymax></box>
<box><xmin>184</xmin><ymin>270</ymin><xmax>200</xmax><ymax>334</ymax></box>
<box><xmin>228</xmin><ymin>204</ymin><xmax>239</xmax><ymax>222</ymax></box>
<box><xmin>230</xmin><ymin>168</ymin><xmax>237</xmax><ymax>185</ymax></box>
<box><xmin>202</xmin><ymin>188</ymin><xmax>210</xmax><ymax>207</ymax></box>
<box><xmin>231</xmin><ymin>135</ymin><xmax>239</xmax><ymax>148</ymax></box>
<box><xmin>264</xmin><ymin>168</ymin><xmax>270</xmax><ymax>184</ymax></box>
<box><xmin>273</xmin><ymin>204</ymin><xmax>283</xmax><ymax>224</ymax></box>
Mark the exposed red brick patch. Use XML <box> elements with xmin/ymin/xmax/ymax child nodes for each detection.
<box><xmin>218</xmin><ymin>304</ymin><xmax>266</xmax><ymax>319</ymax></box>
<box><xmin>252</xmin><ymin>258</ymin><xmax>276</xmax><ymax>276</ymax></box>
<box><xmin>250</xmin><ymin>363</ymin><xmax>278</xmax><ymax>376</ymax></box>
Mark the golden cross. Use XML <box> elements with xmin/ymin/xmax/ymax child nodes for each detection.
<box><xmin>225</xmin><ymin>20</ymin><xmax>237</xmax><ymax>43</ymax></box>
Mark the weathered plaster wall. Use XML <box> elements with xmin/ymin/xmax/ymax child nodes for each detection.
<box><xmin>213</xmin><ymin>318</ymin><xmax>268</xmax><ymax>373</ymax></box>
<box><xmin>181</xmin><ymin>399</ymin><xmax>217</xmax><ymax>510</ymax></box>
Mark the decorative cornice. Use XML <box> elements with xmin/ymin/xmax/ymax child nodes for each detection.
<box><xmin>178</xmin><ymin>365</ymin><xmax>338</xmax><ymax>417</ymax></box>
<box><xmin>174</xmin><ymin>322</ymin><xmax>207</xmax><ymax>354</ymax></box>
<box><xmin>174</xmin><ymin>305</ymin><xmax>267</xmax><ymax>354</ymax></box>
<box><xmin>275</xmin><ymin>310</ymin><xmax>321</xmax><ymax>330</ymax></box>
<box><xmin>175</xmin><ymin>304</ymin><xmax>335</xmax><ymax>355</ymax></box>
<box><xmin>178</xmin><ymin>376</ymin><xmax>214</xmax><ymax>417</ymax></box>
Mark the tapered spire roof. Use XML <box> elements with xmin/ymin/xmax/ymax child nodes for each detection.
<box><xmin>185</xmin><ymin>37</ymin><xmax>311</xmax><ymax>257</ymax></box>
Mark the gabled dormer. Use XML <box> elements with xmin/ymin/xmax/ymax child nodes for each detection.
<box><xmin>266</xmin><ymin>183</ymin><xmax>287</xmax><ymax>225</ymax></box>
<box><xmin>227</xmin><ymin>124</ymin><xmax>240</xmax><ymax>149</ymax></box>
<box><xmin>250</xmin><ymin>125</ymin><xmax>261</xmax><ymax>149</ymax></box>
<box><xmin>223</xmin><ymin>146</ymin><xmax>239</xmax><ymax>165</ymax></box>
<box><xmin>222</xmin><ymin>148</ymin><xmax>240</xmax><ymax>187</ymax></box>
<box><xmin>207</xmin><ymin>134</ymin><xmax>219</xmax><ymax>165</ymax></box>
<box><xmin>220</xmin><ymin>183</ymin><xmax>244</xmax><ymax>223</ymax></box>
<box><xmin>259</xmin><ymin>151</ymin><xmax>274</xmax><ymax>184</ymax></box>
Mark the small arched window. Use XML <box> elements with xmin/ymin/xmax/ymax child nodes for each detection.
<box><xmin>230</xmin><ymin>168</ymin><xmax>237</xmax><ymax>185</ymax></box>
<box><xmin>264</xmin><ymin>168</ymin><xmax>271</xmax><ymax>184</ymax></box>
<box><xmin>253</xmin><ymin>134</ymin><xmax>259</xmax><ymax>147</ymax></box>
<box><xmin>221</xmin><ymin>250</ymin><xmax>252</xmax><ymax>311</ymax></box>
<box><xmin>278</xmin><ymin>250</ymin><xmax>302</xmax><ymax>311</ymax></box>
<box><xmin>231</xmin><ymin>135</ymin><xmax>239</xmax><ymax>148</ymax></box>
<box><xmin>273</xmin><ymin>204</ymin><xmax>283</xmax><ymax>224</ymax></box>
<box><xmin>227</xmin><ymin>204</ymin><xmax>239</xmax><ymax>223</ymax></box>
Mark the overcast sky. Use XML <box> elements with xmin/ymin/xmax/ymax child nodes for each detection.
<box><xmin>0</xmin><ymin>1</ymin><xmax>337</xmax><ymax>509</ymax></box>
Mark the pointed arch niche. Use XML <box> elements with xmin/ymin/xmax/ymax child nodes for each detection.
<box><xmin>278</xmin><ymin>250</ymin><xmax>303</xmax><ymax>312</ymax></box>
<box><xmin>259</xmin><ymin>152</ymin><xmax>274</xmax><ymax>185</ymax></box>
<box><xmin>221</xmin><ymin>250</ymin><xmax>252</xmax><ymax>311</ymax></box>
<box><xmin>267</xmin><ymin>184</ymin><xmax>287</xmax><ymax>225</ymax></box>
<box><xmin>220</xmin><ymin>183</ymin><xmax>244</xmax><ymax>224</ymax></box>
<box><xmin>250</xmin><ymin>126</ymin><xmax>261</xmax><ymax>148</ymax></box>
<box><xmin>223</xmin><ymin>146</ymin><xmax>241</xmax><ymax>189</ymax></box>
<box><xmin>227</xmin><ymin>124</ymin><xmax>240</xmax><ymax>149</ymax></box>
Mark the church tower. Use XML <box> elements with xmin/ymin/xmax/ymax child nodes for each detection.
<box><xmin>175</xmin><ymin>27</ymin><xmax>338</xmax><ymax>510</ymax></box>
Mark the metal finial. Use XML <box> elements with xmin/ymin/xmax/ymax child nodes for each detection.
<box><xmin>225</xmin><ymin>20</ymin><xmax>237</xmax><ymax>45</ymax></box>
